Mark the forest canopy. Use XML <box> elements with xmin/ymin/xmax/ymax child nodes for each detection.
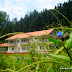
<box><xmin>0</xmin><ymin>0</ymin><xmax>72</xmax><ymax>43</ymax></box>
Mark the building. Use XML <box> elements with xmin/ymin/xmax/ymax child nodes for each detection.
<box><xmin>0</xmin><ymin>29</ymin><xmax>55</xmax><ymax>54</ymax></box>
<box><xmin>0</xmin><ymin>43</ymin><xmax>8</xmax><ymax>53</ymax></box>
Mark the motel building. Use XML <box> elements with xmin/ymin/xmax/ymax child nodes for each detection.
<box><xmin>0</xmin><ymin>29</ymin><xmax>55</xmax><ymax>54</ymax></box>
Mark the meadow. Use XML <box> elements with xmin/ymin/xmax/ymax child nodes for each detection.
<box><xmin>0</xmin><ymin>37</ymin><xmax>72</xmax><ymax>72</ymax></box>
<box><xmin>0</xmin><ymin>9</ymin><xmax>72</xmax><ymax>72</ymax></box>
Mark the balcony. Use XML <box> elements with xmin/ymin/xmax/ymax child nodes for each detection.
<box><xmin>8</xmin><ymin>43</ymin><xmax>16</xmax><ymax>46</ymax></box>
<box><xmin>37</xmin><ymin>40</ymin><xmax>47</xmax><ymax>43</ymax></box>
<box><xmin>37</xmin><ymin>40</ymin><xmax>42</xmax><ymax>43</ymax></box>
<box><xmin>21</xmin><ymin>39</ymin><xmax>29</xmax><ymax>44</ymax></box>
<box><xmin>21</xmin><ymin>41</ymin><xmax>29</xmax><ymax>45</ymax></box>
<box><xmin>37</xmin><ymin>38</ymin><xmax>47</xmax><ymax>43</ymax></box>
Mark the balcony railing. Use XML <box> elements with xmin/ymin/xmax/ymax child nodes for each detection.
<box><xmin>8</xmin><ymin>43</ymin><xmax>16</xmax><ymax>46</ymax></box>
<box><xmin>21</xmin><ymin>41</ymin><xmax>29</xmax><ymax>44</ymax></box>
<box><xmin>8</xmin><ymin>39</ymin><xmax>47</xmax><ymax>46</ymax></box>
<box><xmin>37</xmin><ymin>39</ymin><xmax>47</xmax><ymax>43</ymax></box>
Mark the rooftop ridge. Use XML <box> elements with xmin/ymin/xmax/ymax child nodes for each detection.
<box><xmin>6</xmin><ymin>29</ymin><xmax>54</xmax><ymax>40</ymax></box>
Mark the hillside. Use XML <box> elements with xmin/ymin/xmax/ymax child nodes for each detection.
<box><xmin>0</xmin><ymin>0</ymin><xmax>72</xmax><ymax>43</ymax></box>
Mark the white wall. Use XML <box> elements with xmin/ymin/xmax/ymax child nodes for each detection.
<box><xmin>7</xmin><ymin>47</ymin><xmax>15</xmax><ymax>53</ymax></box>
<box><xmin>21</xmin><ymin>46</ymin><xmax>29</xmax><ymax>52</ymax></box>
<box><xmin>7</xmin><ymin>36</ymin><xmax>48</xmax><ymax>53</ymax></box>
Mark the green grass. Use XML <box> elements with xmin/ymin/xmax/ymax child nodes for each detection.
<box><xmin>0</xmin><ymin>9</ymin><xmax>72</xmax><ymax>72</ymax></box>
<box><xmin>0</xmin><ymin>51</ymin><xmax>72</xmax><ymax>72</ymax></box>
<box><xmin>0</xmin><ymin>54</ymin><xmax>32</xmax><ymax>71</ymax></box>
<box><xmin>0</xmin><ymin>34</ymin><xmax>72</xmax><ymax>72</ymax></box>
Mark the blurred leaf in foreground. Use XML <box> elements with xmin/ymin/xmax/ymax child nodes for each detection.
<box><xmin>66</xmin><ymin>33</ymin><xmax>72</xmax><ymax>50</ymax></box>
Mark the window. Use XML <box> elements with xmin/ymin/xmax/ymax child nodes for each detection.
<box><xmin>22</xmin><ymin>47</ymin><xmax>26</xmax><ymax>50</ymax></box>
<box><xmin>42</xmin><ymin>46</ymin><xmax>44</xmax><ymax>49</ymax></box>
<box><xmin>27</xmin><ymin>39</ymin><xmax>29</xmax><ymax>43</ymax></box>
<box><xmin>3</xmin><ymin>48</ymin><xmax>5</xmax><ymax>51</ymax></box>
<box><xmin>12</xmin><ymin>48</ymin><xmax>14</xmax><ymax>51</ymax></box>
<box><xmin>27</xmin><ymin>47</ymin><xmax>29</xmax><ymax>50</ymax></box>
<box><xmin>9</xmin><ymin>41</ymin><xmax>14</xmax><ymax>45</ymax></box>
<box><xmin>5</xmin><ymin>48</ymin><xmax>8</xmax><ymax>51</ymax></box>
<box><xmin>46</xmin><ymin>46</ymin><xmax>48</xmax><ymax>48</ymax></box>
<box><xmin>22</xmin><ymin>39</ymin><xmax>29</xmax><ymax>43</ymax></box>
<box><xmin>17</xmin><ymin>40</ymin><xmax>19</xmax><ymax>43</ymax></box>
<box><xmin>40</xmin><ymin>46</ymin><xmax>44</xmax><ymax>49</ymax></box>
<box><xmin>42</xmin><ymin>38</ymin><xmax>44</xmax><ymax>41</ymax></box>
<box><xmin>42</xmin><ymin>46</ymin><xmax>44</xmax><ymax>48</ymax></box>
<box><xmin>10</xmin><ymin>40</ymin><xmax>13</xmax><ymax>44</ymax></box>
<box><xmin>22</xmin><ymin>39</ymin><xmax>24</xmax><ymax>42</ymax></box>
<box><xmin>14</xmin><ymin>41</ymin><xmax>16</xmax><ymax>44</ymax></box>
<box><xmin>35</xmin><ymin>38</ymin><xmax>37</xmax><ymax>39</ymax></box>
<box><xmin>44</xmin><ymin>37</ymin><xmax>47</xmax><ymax>42</ymax></box>
<box><xmin>11</xmin><ymin>41</ymin><xmax>13</xmax><ymax>43</ymax></box>
<box><xmin>40</xmin><ymin>46</ymin><xmax>41</xmax><ymax>49</ymax></box>
<box><xmin>51</xmin><ymin>44</ymin><xmax>54</xmax><ymax>47</ymax></box>
<box><xmin>19</xmin><ymin>48</ymin><xmax>20</xmax><ymax>51</ymax></box>
<box><xmin>30</xmin><ymin>38</ymin><xmax>33</xmax><ymax>39</ymax></box>
<box><xmin>45</xmin><ymin>37</ymin><xmax>47</xmax><ymax>39</ymax></box>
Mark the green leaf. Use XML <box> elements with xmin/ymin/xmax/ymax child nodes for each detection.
<box><xmin>48</xmin><ymin>68</ymin><xmax>54</xmax><ymax>72</ymax></box>
<box><xmin>66</xmin><ymin>33</ymin><xmax>72</xmax><ymax>50</ymax></box>
<box><xmin>54</xmin><ymin>47</ymin><xmax>64</xmax><ymax>55</ymax></box>
<box><xmin>70</xmin><ymin>33</ymin><xmax>72</xmax><ymax>38</ymax></box>
<box><xmin>35</xmin><ymin>62</ymin><xmax>39</xmax><ymax>72</ymax></box>
<box><xmin>49</xmin><ymin>54</ymin><xmax>71</xmax><ymax>61</ymax></box>
<box><xmin>48</xmin><ymin>37</ymin><xmax>61</xmax><ymax>45</ymax></box>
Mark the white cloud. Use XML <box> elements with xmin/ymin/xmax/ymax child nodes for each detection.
<box><xmin>34</xmin><ymin>0</ymin><xmax>68</xmax><ymax>11</ymax></box>
<box><xmin>0</xmin><ymin>0</ymin><xmax>68</xmax><ymax>20</ymax></box>
<box><xmin>0</xmin><ymin>0</ymin><xmax>30</xmax><ymax>20</ymax></box>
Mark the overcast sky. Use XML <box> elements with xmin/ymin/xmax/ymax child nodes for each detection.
<box><xmin>0</xmin><ymin>0</ymin><xmax>68</xmax><ymax>21</ymax></box>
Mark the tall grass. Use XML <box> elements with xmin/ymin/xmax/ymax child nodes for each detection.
<box><xmin>0</xmin><ymin>9</ymin><xmax>72</xmax><ymax>72</ymax></box>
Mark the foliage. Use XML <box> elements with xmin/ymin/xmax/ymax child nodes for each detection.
<box><xmin>0</xmin><ymin>0</ymin><xmax>72</xmax><ymax>72</ymax></box>
<box><xmin>66</xmin><ymin>33</ymin><xmax>72</xmax><ymax>50</ymax></box>
<box><xmin>0</xmin><ymin>0</ymin><xmax>72</xmax><ymax>39</ymax></box>
<box><xmin>0</xmin><ymin>31</ymin><xmax>72</xmax><ymax>72</ymax></box>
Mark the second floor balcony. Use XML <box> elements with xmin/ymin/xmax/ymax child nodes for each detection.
<box><xmin>7</xmin><ymin>37</ymin><xmax>48</xmax><ymax>46</ymax></box>
<box><xmin>21</xmin><ymin>41</ymin><xmax>29</xmax><ymax>44</ymax></box>
<box><xmin>21</xmin><ymin>39</ymin><xmax>29</xmax><ymax>44</ymax></box>
<box><xmin>8</xmin><ymin>43</ymin><xmax>16</xmax><ymax>46</ymax></box>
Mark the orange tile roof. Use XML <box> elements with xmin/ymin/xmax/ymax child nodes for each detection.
<box><xmin>6</xmin><ymin>29</ymin><xmax>54</xmax><ymax>40</ymax></box>
<box><xmin>27</xmin><ymin>29</ymin><xmax>54</xmax><ymax>36</ymax></box>
<box><xmin>0</xmin><ymin>43</ymin><xmax>8</xmax><ymax>47</ymax></box>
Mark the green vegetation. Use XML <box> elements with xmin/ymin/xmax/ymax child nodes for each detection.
<box><xmin>0</xmin><ymin>30</ymin><xmax>72</xmax><ymax>71</ymax></box>
<box><xmin>0</xmin><ymin>0</ymin><xmax>72</xmax><ymax>43</ymax></box>
<box><xmin>0</xmin><ymin>37</ymin><xmax>72</xmax><ymax>72</ymax></box>
<box><xmin>0</xmin><ymin>0</ymin><xmax>72</xmax><ymax>72</ymax></box>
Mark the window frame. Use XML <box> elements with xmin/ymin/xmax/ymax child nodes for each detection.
<box><xmin>27</xmin><ymin>47</ymin><xmax>29</xmax><ymax>50</ymax></box>
<box><xmin>17</xmin><ymin>40</ymin><xmax>19</xmax><ymax>43</ymax></box>
<box><xmin>40</xmin><ymin>46</ymin><xmax>41</xmax><ymax>49</ymax></box>
<box><xmin>22</xmin><ymin>47</ymin><xmax>26</xmax><ymax>50</ymax></box>
<box><xmin>12</xmin><ymin>48</ymin><xmax>14</xmax><ymax>51</ymax></box>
